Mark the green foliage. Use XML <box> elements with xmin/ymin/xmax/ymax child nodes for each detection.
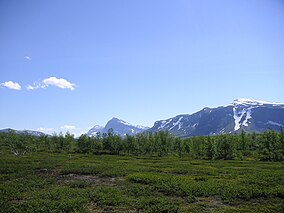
<box><xmin>1</xmin><ymin>152</ymin><xmax>283</xmax><ymax>212</ymax></box>
<box><xmin>1</xmin><ymin>129</ymin><xmax>283</xmax><ymax>161</ymax></box>
<box><xmin>137</xmin><ymin>196</ymin><xmax>180</xmax><ymax>213</ymax></box>
<box><xmin>4</xmin><ymin>130</ymin><xmax>31</xmax><ymax>156</ymax></box>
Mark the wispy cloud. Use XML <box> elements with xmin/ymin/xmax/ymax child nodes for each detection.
<box><xmin>24</xmin><ymin>56</ymin><xmax>31</xmax><ymax>61</ymax></box>
<box><xmin>60</xmin><ymin>125</ymin><xmax>78</xmax><ymax>130</ymax></box>
<box><xmin>27</xmin><ymin>77</ymin><xmax>76</xmax><ymax>91</ymax></box>
<box><xmin>26</xmin><ymin>83</ymin><xmax>45</xmax><ymax>90</ymax></box>
<box><xmin>26</xmin><ymin>85</ymin><xmax>37</xmax><ymax>90</ymax></box>
<box><xmin>0</xmin><ymin>81</ymin><xmax>22</xmax><ymax>90</ymax></box>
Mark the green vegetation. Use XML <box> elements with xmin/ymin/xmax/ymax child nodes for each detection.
<box><xmin>1</xmin><ymin>128</ymin><xmax>284</xmax><ymax>161</ymax></box>
<box><xmin>0</xmin><ymin>130</ymin><xmax>284</xmax><ymax>212</ymax></box>
<box><xmin>1</xmin><ymin>153</ymin><xmax>283</xmax><ymax>212</ymax></box>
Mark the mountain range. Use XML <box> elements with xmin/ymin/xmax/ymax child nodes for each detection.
<box><xmin>148</xmin><ymin>98</ymin><xmax>284</xmax><ymax>138</ymax></box>
<box><xmin>1</xmin><ymin>98</ymin><xmax>284</xmax><ymax>138</ymax></box>
<box><xmin>87</xmin><ymin>98</ymin><xmax>284</xmax><ymax>137</ymax></box>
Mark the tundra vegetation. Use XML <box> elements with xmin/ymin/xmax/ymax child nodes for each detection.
<box><xmin>0</xmin><ymin>129</ymin><xmax>283</xmax><ymax>212</ymax></box>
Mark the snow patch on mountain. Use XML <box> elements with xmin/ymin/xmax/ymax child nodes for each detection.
<box><xmin>243</xmin><ymin>108</ymin><xmax>252</xmax><ymax>127</ymax></box>
<box><xmin>233</xmin><ymin>106</ymin><xmax>253</xmax><ymax>131</ymax></box>
<box><xmin>159</xmin><ymin>119</ymin><xmax>172</xmax><ymax>129</ymax></box>
<box><xmin>118</xmin><ymin>119</ymin><xmax>131</xmax><ymax>126</ymax></box>
<box><xmin>229</xmin><ymin>98</ymin><xmax>284</xmax><ymax>106</ymax></box>
<box><xmin>233</xmin><ymin>108</ymin><xmax>244</xmax><ymax>131</ymax></box>
<box><xmin>169</xmin><ymin>116</ymin><xmax>183</xmax><ymax>131</ymax></box>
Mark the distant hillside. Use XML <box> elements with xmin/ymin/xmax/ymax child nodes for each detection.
<box><xmin>0</xmin><ymin>128</ymin><xmax>46</xmax><ymax>137</ymax></box>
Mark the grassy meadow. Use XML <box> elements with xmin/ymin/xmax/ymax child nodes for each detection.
<box><xmin>1</xmin><ymin>152</ymin><xmax>283</xmax><ymax>212</ymax></box>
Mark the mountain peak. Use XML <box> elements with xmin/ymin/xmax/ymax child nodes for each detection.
<box><xmin>109</xmin><ymin>117</ymin><xmax>131</xmax><ymax>126</ymax></box>
<box><xmin>88</xmin><ymin>118</ymin><xmax>149</xmax><ymax>136</ymax></box>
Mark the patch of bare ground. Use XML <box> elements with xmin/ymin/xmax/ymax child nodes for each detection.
<box><xmin>36</xmin><ymin>168</ymin><xmax>60</xmax><ymax>177</ymax></box>
<box><xmin>57</xmin><ymin>173</ymin><xmax>125</xmax><ymax>186</ymax></box>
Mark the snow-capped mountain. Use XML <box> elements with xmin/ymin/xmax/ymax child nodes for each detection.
<box><xmin>0</xmin><ymin>128</ymin><xmax>47</xmax><ymax>137</ymax></box>
<box><xmin>87</xmin><ymin>117</ymin><xmax>149</xmax><ymax>136</ymax></box>
<box><xmin>148</xmin><ymin>98</ymin><xmax>284</xmax><ymax>137</ymax></box>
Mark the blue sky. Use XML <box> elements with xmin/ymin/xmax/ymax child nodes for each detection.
<box><xmin>1</xmin><ymin>0</ymin><xmax>284</xmax><ymax>136</ymax></box>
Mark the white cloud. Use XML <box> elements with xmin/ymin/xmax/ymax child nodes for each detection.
<box><xmin>60</xmin><ymin>125</ymin><xmax>77</xmax><ymax>130</ymax></box>
<box><xmin>27</xmin><ymin>77</ymin><xmax>76</xmax><ymax>91</ymax></box>
<box><xmin>43</xmin><ymin>77</ymin><xmax>76</xmax><ymax>90</ymax></box>
<box><xmin>24</xmin><ymin>56</ymin><xmax>31</xmax><ymax>60</ymax></box>
<box><xmin>59</xmin><ymin>125</ymin><xmax>88</xmax><ymax>137</ymax></box>
<box><xmin>36</xmin><ymin>126</ymin><xmax>87</xmax><ymax>138</ymax></box>
<box><xmin>74</xmin><ymin>131</ymin><xmax>87</xmax><ymax>137</ymax></box>
<box><xmin>0</xmin><ymin>81</ymin><xmax>22</xmax><ymax>90</ymax></box>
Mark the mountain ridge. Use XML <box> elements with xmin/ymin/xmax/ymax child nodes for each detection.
<box><xmin>148</xmin><ymin>98</ymin><xmax>284</xmax><ymax>137</ymax></box>
<box><xmin>1</xmin><ymin>98</ymin><xmax>283</xmax><ymax>138</ymax></box>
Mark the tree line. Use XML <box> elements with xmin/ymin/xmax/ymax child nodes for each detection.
<box><xmin>1</xmin><ymin>128</ymin><xmax>283</xmax><ymax>161</ymax></box>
